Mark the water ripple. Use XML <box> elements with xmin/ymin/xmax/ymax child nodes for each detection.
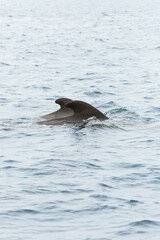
<box><xmin>1</xmin><ymin>1</ymin><xmax>160</xmax><ymax>239</ymax></box>
<box><xmin>129</xmin><ymin>220</ymin><xmax>160</xmax><ymax>227</ymax></box>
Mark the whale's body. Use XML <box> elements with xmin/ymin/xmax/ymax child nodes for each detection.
<box><xmin>38</xmin><ymin>98</ymin><xmax>108</xmax><ymax>125</ymax></box>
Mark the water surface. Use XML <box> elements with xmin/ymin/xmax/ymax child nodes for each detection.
<box><xmin>0</xmin><ymin>0</ymin><xmax>160</xmax><ymax>239</ymax></box>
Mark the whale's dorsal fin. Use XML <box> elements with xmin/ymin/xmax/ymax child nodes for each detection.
<box><xmin>55</xmin><ymin>98</ymin><xmax>72</xmax><ymax>108</ymax></box>
<box><xmin>41</xmin><ymin>98</ymin><xmax>73</xmax><ymax>120</ymax></box>
<box><xmin>66</xmin><ymin>100</ymin><xmax>108</xmax><ymax>120</ymax></box>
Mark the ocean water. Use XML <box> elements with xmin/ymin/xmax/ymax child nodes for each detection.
<box><xmin>0</xmin><ymin>0</ymin><xmax>160</xmax><ymax>239</ymax></box>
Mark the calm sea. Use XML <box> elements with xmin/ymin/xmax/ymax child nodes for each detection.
<box><xmin>0</xmin><ymin>0</ymin><xmax>160</xmax><ymax>239</ymax></box>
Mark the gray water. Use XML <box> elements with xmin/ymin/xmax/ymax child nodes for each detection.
<box><xmin>0</xmin><ymin>0</ymin><xmax>160</xmax><ymax>239</ymax></box>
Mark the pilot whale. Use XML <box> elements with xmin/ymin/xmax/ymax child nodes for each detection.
<box><xmin>38</xmin><ymin>98</ymin><xmax>108</xmax><ymax>125</ymax></box>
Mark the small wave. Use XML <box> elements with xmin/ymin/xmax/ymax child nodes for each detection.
<box><xmin>0</xmin><ymin>97</ymin><xmax>8</xmax><ymax>103</ymax></box>
<box><xmin>2</xmin><ymin>209</ymin><xmax>40</xmax><ymax>216</ymax></box>
<box><xmin>23</xmin><ymin>188</ymin><xmax>53</xmax><ymax>194</ymax></box>
<box><xmin>117</xmin><ymin>230</ymin><xmax>135</xmax><ymax>236</ymax></box>
<box><xmin>99</xmin><ymin>183</ymin><xmax>114</xmax><ymax>189</ymax></box>
<box><xmin>95</xmin><ymin>38</ymin><xmax>105</xmax><ymax>42</ymax></box>
<box><xmin>84</xmin><ymin>90</ymin><xmax>103</xmax><ymax>96</ymax></box>
<box><xmin>85</xmin><ymin>118</ymin><xmax>126</xmax><ymax>131</ymax></box>
<box><xmin>33</xmin><ymin>170</ymin><xmax>54</xmax><ymax>176</ymax></box>
<box><xmin>85</xmin><ymin>72</ymin><xmax>96</xmax><ymax>76</ymax></box>
<box><xmin>84</xmin><ymin>162</ymin><xmax>102</xmax><ymax>169</ymax></box>
<box><xmin>60</xmin><ymin>188</ymin><xmax>92</xmax><ymax>194</ymax></box>
<box><xmin>150</xmin><ymin>107</ymin><xmax>160</xmax><ymax>112</ymax></box>
<box><xmin>112</xmin><ymin>47</ymin><xmax>125</xmax><ymax>50</ymax></box>
<box><xmin>141</xmin><ymin>117</ymin><xmax>154</xmax><ymax>124</ymax></box>
<box><xmin>108</xmin><ymin>107</ymin><xmax>129</xmax><ymax>115</ymax></box>
<box><xmin>106</xmin><ymin>101</ymin><xmax>117</xmax><ymax>107</ymax></box>
<box><xmin>0</xmin><ymin>62</ymin><xmax>10</xmax><ymax>66</ymax></box>
<box><xmin>63</xmin><ymin>204</ymin><xmax>116</xmax><ymax>214</ymax></box>
<box><xmin>91</xmin><ymin>194</ymin><xmax>110</xmax><ymax>200</ymax></box>
<box><xmin>128</xmin><ymin>200</ymin><xmax>140</xmax><ymax>205</ymax></box>
<box><xmin>118</xmin><ymin>163</ymin><xmax>145</xmax><ymax>169</ymax></box>
<box><xmin>102</xmin><ymin>12</ymin><xmax>108</xmax><ymax>16</ymax></box>
<box><xmin>107</xmin><ymin>107</ymin><xmax>151</xmax><ymax>127</ymax></box>
<box><xmin>129</xmin><ymin>220</ymin><xmax>160</xmax><ymax>227</ymax></box>
<box><xmin>115</xmin><ymin>197</ymin><xmax>141</xmax><ymax>205</ymax></box>
<box><xmin>2</xmin><ymin>166</ymin><xmax>17</xmax><ymax>170</ymax></box>
<box><xmin>0</xmin><ymin>119</ymin><xmax>38</xmax><ymax>131</ymax></box>
<box><xmin>3</xmin><ymin>160</ymin><xmax>18</xmax><ymax>163</ymax></box>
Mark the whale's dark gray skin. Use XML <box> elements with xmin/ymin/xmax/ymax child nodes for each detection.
<box><xmin>38</xmin><ymin>98</ymin><xmax>108</xmax><ymax>125</ymax></box>
<box><xmin>41</xmin><ymin>98</ymin><xmax>73</xmax><ymax>120</ymax></box>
